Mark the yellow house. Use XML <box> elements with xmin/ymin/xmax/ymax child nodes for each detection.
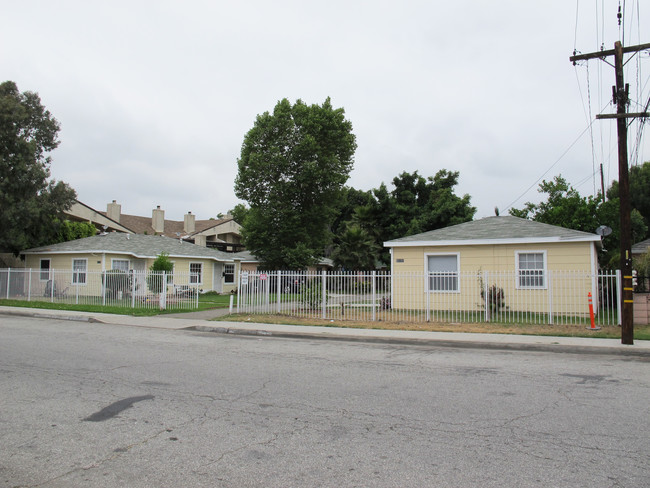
<box><xmin>384</xmin><ymin>216</ymin><xmax>602</xmax><ymax>318</ymax></box>
<box><xmin>21</xmin><ymin>233</ymin><xmax>239</xmax><ymax>295</ymax></box>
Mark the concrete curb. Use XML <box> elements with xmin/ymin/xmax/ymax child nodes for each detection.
<box><xmin>3</xmin><ymin>307</ymin><xmax>649</xmax><ymax>357</ymax></box>
<box><xmin>188</xmin><ymin>325</ymin><xmax>650</xmax><ymax>357</ymax></box>
<box><xmin>0</xmin><ymin>309</ymin><xmax>104</xmax><ymax>323</ymax></box>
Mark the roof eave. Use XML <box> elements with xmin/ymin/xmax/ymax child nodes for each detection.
<box><xmin>384</xmin><ymin>236</ymin><xmax>602</xmax><ymax>247</ymax></box>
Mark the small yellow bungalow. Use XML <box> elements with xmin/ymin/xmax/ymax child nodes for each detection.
<box><xmin>384</xmin><ymin>216</ymin><xmax>602</xmax><ymax>318</ymax></box>
<box><xmin>21</xmin><ymin>233</ymin><xmax>239</xmax><ymax>295</ymax></box>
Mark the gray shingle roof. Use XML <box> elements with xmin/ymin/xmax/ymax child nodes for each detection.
<box><xmin>632</xmin><ymin>238</ymin><xmax>650</xmax><ymax>255</ymax></box>
<box><xmin>385</xmin><ymin>216</ymin><xmax>601</xmax><ymax>246</ymax></box>
<box><xmin>22</xmin><ymin>233</ymin><xmax>234</xmax><ymax>261</ymax></box>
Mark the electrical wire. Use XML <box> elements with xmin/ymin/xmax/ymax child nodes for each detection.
<box><xmin>501</xmin><ymin>123</ymin><xmax>593</xmax><ymax>213</ymax></box>
<box><xmin>585</xmin><ymin>62</ymin><xmax>598</xmax><ymax>196</ymax></box>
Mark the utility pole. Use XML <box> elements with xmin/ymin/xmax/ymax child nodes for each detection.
<box><xmin>570</xmin><ymin>41</ymin><xmax>650</xmax><ymax>345</ymax></box>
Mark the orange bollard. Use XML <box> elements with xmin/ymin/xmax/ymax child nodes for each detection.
<box><xmin>586</xmin><ymin>292</ymin><xmax>601</xmax><ymax>330</ymax></box>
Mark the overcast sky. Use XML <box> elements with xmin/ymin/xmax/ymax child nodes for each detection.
<box><xmin>2</xmin><ymin>1</ymin><xmax>648</xmax><ymax>222</ymax></box>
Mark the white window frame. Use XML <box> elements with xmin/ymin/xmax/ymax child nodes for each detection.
<box><xmin>515</xmin><ymin>250</ymin><xmax>547</xmax><ymax>290</ymax></box>
<box><xmin>223</xmin><ymin>263</ymin><xmax>235</xmax><ymax>284</ymax></box>
<box><xmin>72</xmin><ymin>258</ymin><xmax>88</xmax><ymax>285</ymax></box>
<box><xmin>111</xmin><ymin>259</ymin><xmax>130</xmax><ymax>272</ymax></box>
<box><xmin>39</xmin><ymin>259</ymin><xmax>51</xmax><ymax>281</ymax></box>
<box><xmin>189</xmin><ymin>262</ymin><xmax>203</xmax><ymax>285</ymax></box>
<box><xmin>425</xmin><ymin>252</ymin><xmax>460</xmax><ymax>293</ymax></box>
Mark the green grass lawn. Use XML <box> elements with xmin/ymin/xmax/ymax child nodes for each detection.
<box><xmin>0</xmin><ymin>292</ymin><xmax>233</xmax><ymax>316</ymax></box>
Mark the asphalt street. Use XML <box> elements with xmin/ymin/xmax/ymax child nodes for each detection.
<box><xmin>1</xmin><ymin>314</ymin><xmax>649</xmax><ymax>487</ymax></box>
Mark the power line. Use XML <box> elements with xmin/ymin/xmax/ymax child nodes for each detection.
<box><xmin>501</xmin><ymin>123</ymin><xmax>593</xmax><ymax>212</ymax></box>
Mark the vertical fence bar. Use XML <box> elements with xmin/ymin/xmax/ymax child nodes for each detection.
<box><xmin>371</xmin><ymin>271</ymin><xmax>376</xmax><ymax>322</ymax></box>
<box><xmin>131</xmin><ymin>272</ymin><xmax>136</xmax><ymax>308</ymax></box>
<box><xmin>615</xmin><ymin>269</ymin><xmax>622</xmax><ymax>326</ymax></box>
<box><xmin>547</xmin><ymin>270</ymin><xmax>553</xmax><ymax>325</ymax></box>
<box><xmin>483</xmin><ymin>271</ymin><xmax>490</xmax><ymax>322</ymax></box>
<box><xmin>27</xmin><ymin>269</ymin><xmax>32</xmax><ymax>301</ymax></box>
<box><xmin>276</xmin><ymin>270</ymin><xmax>281</xmax><ymax>314</ymax></box>
<box><xmin>321</xmin><ymin>270</ymin><xmax>326</xmax><ymax>320</ymax></box>
<box><xmin>5</xmin><ymin>268</ymin><xmax>9</xmax><ymax>299</ymax></box>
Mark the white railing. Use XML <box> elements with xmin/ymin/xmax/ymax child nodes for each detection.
<box><xmin>236</xmin><ymin>270</ymin><xmax>621</xmax><ymax>326</ymax></box>
<box><xmin>0</xmin><ymin>268</ymin><xmax>200</xmax><ymax>310</ymax></box>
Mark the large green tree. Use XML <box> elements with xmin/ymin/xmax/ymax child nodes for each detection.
<box><xmin>607</xmin><ymin>161</ymin><xmax>650</xmax><ymax>240</ymax></box>
<box><xmin>341</xmin><ymin>170</ymin><xmax>475</xmax><ymax>264</ymax></box>
<box><xmin>0</xmin><ymin>81</ymin><xmax>76</xmax><ymax>254</ymax></box>
<box><xmin>235</xmin><ymin>98</ymin><xmax>357</xmax><ymax>269</ymax></box>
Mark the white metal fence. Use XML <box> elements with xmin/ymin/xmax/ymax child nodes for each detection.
<box><xmin>237</xmin><ymin>270</ymin><xmax>621</xmax><ymax>326</ymax></box>
<box><xmin>0</xmin><ymin>268</ymin><xmax>200</xmax><ymax>310</ymax></box>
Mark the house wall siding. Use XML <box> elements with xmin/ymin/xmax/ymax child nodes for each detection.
<box><xmin>390</xmin><ymin>241</ymin><xmax>597</xmax><ymax>315</ymax></box>
<box><xmin>392</xmin><ymin>242</ymin><xmax>594</xmax><ymax>273</ymax></box>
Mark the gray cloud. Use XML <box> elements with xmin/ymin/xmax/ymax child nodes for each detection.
<box><xmin>2</xmin><ymin>0</ymin><xmax>647</xmax><ymax>222</ymax></box>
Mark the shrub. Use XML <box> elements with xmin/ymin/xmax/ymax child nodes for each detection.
<box><xmin>147</xmin><ymin>253</ymin><xmax>173</xmax><ymax>294</ymax></box>
<box><xmin>300</xmin><ymin>280</ymin><xmax>326</xmax><ymax>310</ymax></box>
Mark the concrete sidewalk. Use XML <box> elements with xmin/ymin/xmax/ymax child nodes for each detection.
<box><xmin>1</xmin><ymin>306</ymin><xmax>649</xmax><ymax>356</ymax></box>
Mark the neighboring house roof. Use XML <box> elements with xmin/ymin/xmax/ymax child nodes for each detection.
<box><xmin>21</xmin><ymin>233</ymin><xmax>235</xmax><ymax>262</ymax></box>
<box><xmin>98</xmin><ymin>212</ymin><xmax>236</xmax><ymax>239</ymax></box>
<box><xmin>65</xmin><ymin>200</ymin><xmax>134</xmax><ymax>233</ymax></box>
<box><xmin>632</xmin><ymin>238</ymin><xmax>650</xmax><ymax>255</ymax></box>
<box><xmin>231</xmin><ymin>251</ymin><xmax>334</xmax><ymax>268</ymax></box>
<box><xmin>384</xmin><ymin>216</ymin><xmax>602</xmax><ymax>247</ymax></box>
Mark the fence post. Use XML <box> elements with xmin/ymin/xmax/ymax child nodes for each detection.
<box><xmin>372</xmin><ymin>271</ymin><xmax>377</xmax><ymax>322</ymax></box>
<box><xmin>547</xmin><ymin>270</ymin><xmax>553</xmax><ymax>325</ymax></box>
<box><xmin>28</xmin><ymin>269</ymin><xmax>32</xmax><ymax>301</ymax></box>
<box><xmin>277</xmin><ymin>270</ymin><xmax>281</xmax><ymax>314</ymax></box>
<box><xmin>484</xmin><ymin>271</ymin><xmax>489</xmax><ymax>322</ymax></box>
<box><xmin>236</xmin><ymin>269</ymin><xmax>241</xmax><ymax>313</ymax></box>
<box><xmin>131</xmin><ymin>271</ymin><xmax>136</xmax><ymax>308</ymax></box>
<box><xmin>321</xmin><ymin>270</ymin><xmax>326</xmax><ymax>320</ymax></box>
<box><xmin>159</xmin><ymin>271</ymin><xmax>166</xmax><ymax>310</ymax></box>
<box><xmin>616</xmin><ymin>269</ymin><xmax>622</xmax><ymax>326</ymax></box>
<box><xmin>5</xmin><ymin>268</ymin><xmax>9</xmax><ymax>299</ymax></box>
<box><xmin>50</xmin><ymin>271</ymin><xmax>55</xmax><ymax>302</ymax></box>
<box><xmin>101</xmin><ymin>270</ymin><xmax>106</xmax><ymax>306</ymax></box>
<box><xmin>425</xmin><ymin>272</ymin><xmax>430</xmax><ymax>322</ymax></box>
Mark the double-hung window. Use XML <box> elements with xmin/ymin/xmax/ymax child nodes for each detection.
<box><xmin>111</xmin><ymin>259</ymin><xmax>130</xmax><ymax>272</ymax></box>
<box><xmin>516</xmin><ymin>251</ymin><xmax>546</xmax><ymax>289</ymax></box>
<box><xmin>426</xmin><ymin>254</ymin><xmax>459</xmax><ymax>292</ymax></box>
<box><xmin>223</xmin><ymin>264</ymin><xmax>235</xmax><ymax>284</ymax></box>
<box><xmin>72</xmin><ymin>259</ymin><xmax>87</xmax><ymax>285</ymax></box>
<box><xmin>190</xmin><ymin>263</ymin><xmax>203</xmax><ymax>284</ymax></box>
<box><xmin>40</xmin><ymin>259</ymin><xmax>51</xmax><ymax>281</ymax></box>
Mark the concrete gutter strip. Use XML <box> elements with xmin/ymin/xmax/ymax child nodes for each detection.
<box><xmin>1</xmin><ymin>306</ymin><xmax>649</xmax><ymax>356</ymax></box>
<box><xmin>188</xmin><ymin>324</ymin><xmax>650</xmax><ymax>357</ymax></box>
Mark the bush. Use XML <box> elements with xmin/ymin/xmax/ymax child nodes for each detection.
<box><xmin>147</xmin><ymin>253</ymin><xmax>173</xmax><ymax>294</ymax></box>
<box><xmin>300</xmin><ymin>280</ymin><xmax>326</xmax><ymax>310</ymax></box>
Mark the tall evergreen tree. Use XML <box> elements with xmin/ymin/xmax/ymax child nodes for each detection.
<box><xmin>0</xmin><ymin>81</ymin><xmax>76</xmax><ymax>254</ymax></box>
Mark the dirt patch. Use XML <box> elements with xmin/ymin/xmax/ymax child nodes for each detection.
<box><xmin>216</xmin><ymin>313</ymin><xmax>643</xmax><ymax>339</ymax></box>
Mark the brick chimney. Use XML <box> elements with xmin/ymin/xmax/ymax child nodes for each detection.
<box><xmin>184</xmin><ymin>211</ymin><xmax>196</xmax><ymax>234</ymax></box>
<box><xmin>107</xmin><ymin>200</ymin><xmax>121</xmax><ymax>223</ymax></box>
<box><xmin>152</xmin><ymin>206</ymin><xmax>165</xmax><ymax>233</ymax></box>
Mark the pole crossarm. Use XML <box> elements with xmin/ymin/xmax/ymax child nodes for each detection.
<box><xmin>570</xmin><ymin>42</ymin><xmax>650</xmax><ymax>63</ymax></box>
<box><xmin>596</xmin><ymin>112</ymin><xmax>649</xmax><ymax>119</ymax></box>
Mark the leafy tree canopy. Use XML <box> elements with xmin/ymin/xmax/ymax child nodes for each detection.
<box><xmin>0</xmin><ymin>81</ymin><xmax>76</xmax><ymax>254</ymax></box>
<box><xmin>331</xmin><ymin>224</ymin><xmax>381</xmax><ymax>270</ymax></box>
<box><xmin>607</xmin><ymin>161</ymin><xmax>650</xmax><ymax>240</ymax></box>
<box><xmin>510</xmin><ymin>174</ymin><xmax>647</xmax><ymax>267</ymax></box>
<box><xmin>235</xmin><ymin>98</ymin><xmax>357</xmax><ymax>269</ymax></box>
<box><xmin>53</xmin><ymin>219</ymin><xmax>96</xmax><ymax>244</ymax></box>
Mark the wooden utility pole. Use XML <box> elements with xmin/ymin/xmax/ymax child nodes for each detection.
<box><xmin>570</xmin><ymin>41</ymin><xmax>650</xmax><ymax>345</ymax></box>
